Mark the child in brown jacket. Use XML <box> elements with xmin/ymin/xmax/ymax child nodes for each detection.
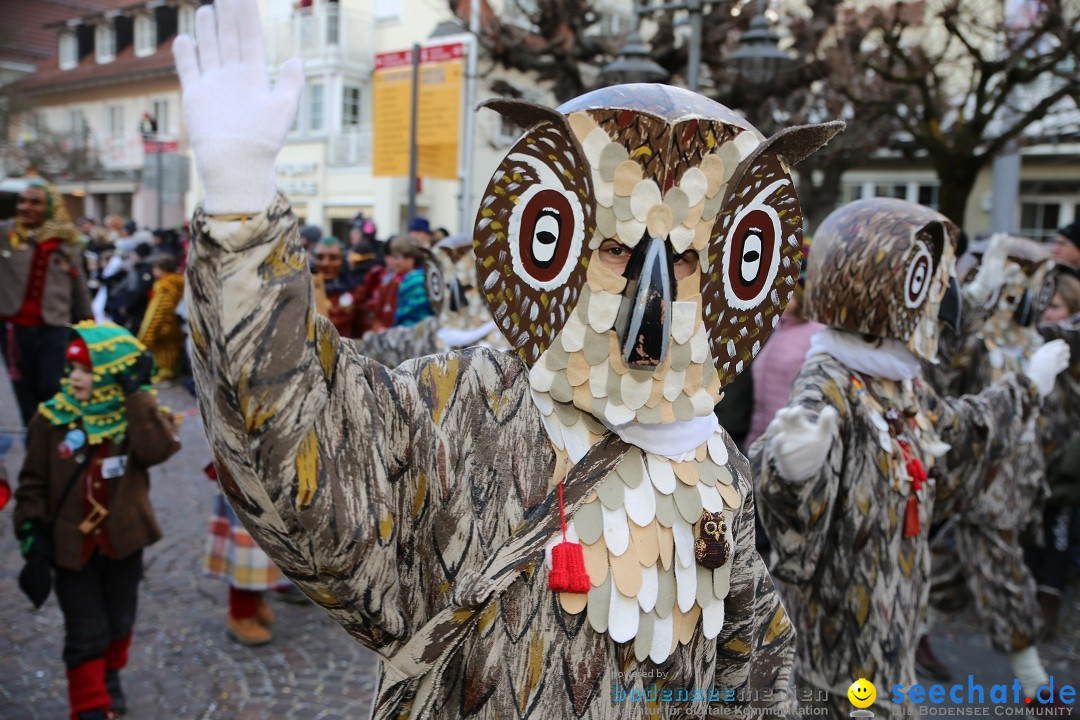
<box><xmin>14</xmin><ymin>321</ymin><xmax>180</xmax><ymax>720</ymax></box>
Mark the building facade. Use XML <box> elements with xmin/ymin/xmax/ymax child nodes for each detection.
<box><xmin>3</xmin><ymin>0</ymin><xmax>202</xmax><ymax>228</ymax></box>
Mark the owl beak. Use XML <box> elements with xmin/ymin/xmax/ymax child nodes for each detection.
<box><xmin>614</xmin><ymin>235</ymin><xmax>674</xmax><ymax>368</ymax></box>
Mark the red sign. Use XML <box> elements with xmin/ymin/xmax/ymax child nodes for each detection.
<box><xmin>143</xmin><ymin>139</ymin><xmax>180</xmax><ymax>154</ymax></box>
<box><xmin>374</xmin><ymin>42</ymin><xmax>464</xmax><ymax>70</ymax></box>
<box><xmin>374</xmin><ymin>49</ymin><xmax>413</xmax><ymax>70</ymax></box>
<box><xmin>420</xmin><ymin>42</ymin><xmax>464</xmax><ymax>63</ymax></box>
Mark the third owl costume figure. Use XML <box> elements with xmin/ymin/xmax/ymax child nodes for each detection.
<box><xmin>173</xmin><ymin>1</ymin><xmax>841</xmax><ymax>716</ymax></box>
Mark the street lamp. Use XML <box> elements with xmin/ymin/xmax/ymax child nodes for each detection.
<box><xmin>598</xmin><ymin>27</ymin><xmax>670</xmax><ymax>85</ymax></box>
<box><xmin>600</xmin><ymin>0</ymin><xmax>792</xmax><ymax>94</ymax></box>
<box><xmin>727</xmin><ymin>1</ymin><xmax>794</xmax><ymax>89</ymax></box>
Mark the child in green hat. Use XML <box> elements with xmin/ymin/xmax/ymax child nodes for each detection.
<box><xmin>13</xmin><ymin>320</ymin><xmax>181</xmax><ymax>720</ymax></box>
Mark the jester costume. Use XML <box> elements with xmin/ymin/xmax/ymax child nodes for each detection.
<box><xmin>137</xmin><ymin>269</ymin><xmax>186</xmax><ymax>380</ymax></box>
<box><xmin>13</xmin><ymin>321</ymin><xmax>180</xmax><ymax>719</ymax></box>
<box><xmin>0</xmin><ymin>177</ymin><xmax>93</xmax><ymax>425</ymax></box>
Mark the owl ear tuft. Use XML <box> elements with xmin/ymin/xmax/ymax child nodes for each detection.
<box><xmin>759</xmin><ymin>121</ymin><xmax>846</xmax><ymax>167</ymax></box>
<box><xmin>725</xmin><ymin>120</ymin><xmax>845</xmax><ymax>205</ymax></box>
<box><xmin>479</xmin><ymin>98</ymin><xmax>571</xmax><ymax>135</ymax></box>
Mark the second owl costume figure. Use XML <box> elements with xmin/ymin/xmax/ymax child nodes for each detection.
<box><xmin>750</xmin><ymin>200</ymin><xmax>1070</xmax><ymax>718</ymax></box>
<box><xmin>173</xmin><ymin>1</ymin><xmax>842</xmax><ymax>716</ymax></box>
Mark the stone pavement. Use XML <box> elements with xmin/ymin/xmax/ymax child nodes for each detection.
<box><xmin>2</xmin><ymin>370</ymin><xmax>1080</xmax><ymax>719</ymax></box>
<box><xmin>0</xmin><ymin>378</ymin><xmax>379</xmax><ymax>720</ymax></box>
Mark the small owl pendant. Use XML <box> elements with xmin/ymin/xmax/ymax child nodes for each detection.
<box><xmin>694</xmin><ymin>510</ymin><xmax>730</xmax><ymax>570</ymax></box>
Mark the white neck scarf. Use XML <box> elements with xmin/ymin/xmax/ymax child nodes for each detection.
<box><xmin>806</xmin><ymin>328</ymin><xmax>922</xmax><ymax>381</ymax></box>
<box><xmin>601</xmin><ymin>413</ymin><xmax>719</xmax><ymax>461</ymax></box>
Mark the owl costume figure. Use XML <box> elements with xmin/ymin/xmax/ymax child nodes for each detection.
<box><xmin>173</xmin><ymin>1</ymin><xmax>843</xmax><ymax>716</ymax></box>
<box><xmin>749</xmin><ymin>200</ymin><xmax>1070</xmax><ymax>718</ymax></box>
<box><xmin>923</xmin><ymin>236</ymin><xmax>1057</xmax><ymax>682</ymax></box>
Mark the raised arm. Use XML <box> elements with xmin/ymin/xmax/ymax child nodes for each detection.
<box><xmin>750</xmin><ymin>359</ymin><xmax>846</xmax><ymax>586</ymax></box>
<box><xmin>174</xmin><ymin>0</ymin><xmax>432</xmax><ymax>648</ymax></box>
<box><xmin>924</xmin><ymin>340</ymin><xmax>1068</xmax><ymax>517</ymax></box>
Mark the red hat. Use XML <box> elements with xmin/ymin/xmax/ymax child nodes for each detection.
<box><xmin>66</xmin><ymin>337</ymin><xmax>92</xmax><ymax>368</ymax></box>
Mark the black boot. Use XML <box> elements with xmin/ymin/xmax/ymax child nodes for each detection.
<box><xmin>915</xmin><ymin>635</ymin><xmax>953</xmax><ymax>681</ymax></box>
<box><xmin>105</xmin><ymin>669</ymin><xmax>126</xmax><ymax>716</ymax></box>
<box><xmin>76</xmin><ymin>711</ymin><xmax>109</xmax><ymax>720</ymax></box>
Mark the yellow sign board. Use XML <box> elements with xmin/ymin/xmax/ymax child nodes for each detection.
<box><xmin>372</xmin><ymin>43</ymin><xmax>463</xmax><ymax>180</ymax></box>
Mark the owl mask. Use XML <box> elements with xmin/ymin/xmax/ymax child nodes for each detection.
<box><xmin>474</xmin><ymin>84</ymin><xmax>843</xmax><ymax>429</ymax></box>
<box><xmin>803</xmin><ymin>198</ymin><xmax>961</xmax><ymax>362</ymax></box>
<box><xmin>959</xmin><ymin>234</ymin><xmax>1053</xmax><ymax>329</ymax></box>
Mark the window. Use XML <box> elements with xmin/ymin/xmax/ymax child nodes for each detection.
<box><xmin>842</xmin><ymin>183</ymin><xmax>864</xmax><ymax>203</ymax></box>
<box><xmin>178</xmin><ymin>5</ymin><xmax>196</xmax><ymax>36</ymax></box>
<box><xmin>916</xmin><ymin>183</ymin><xmax>940</xmax><ymax>210</ymax></box>
<box><xmin>151</xmin><ymin>99</ymin><xmax>170</xmax><ymax>136</ymax></box>
<box><xmin>342</xmin><ymin>86</ymin><xmax>361</xmax><ymax>127</ymax></box>
<box><xmin>308</xmin><ymin>83</ymin><xmax>324</xmax><ymax>133</ymax></box>
<box><xmin>95</xmin><ymin>23</ymin><xmax>115</xmax><ymax>64</ymax></box>
<box><xmin>69</xmin><ymin>108</ymin><xmax>86</xmax><ymax>135</ymax></box>
<box><xmin>68</xmin><ymin>108</ymin><xmax>87</xmax><ymax>148</ymax></box>
<box><xmin>873</xmin><ymin>183</ymin><xmax>907</xmax><ymax>200</ymax></box>
<box><xmin>107</xmin><ymin>104</ymin><xmax>124</xmax><ymax>139</ymax></box>
<box><xmin>326</xmin><ymin>3</ymin><xmax>340</xmax><ymax>45</ymax></box>
<box><xmin>134</xmin><ymin>15</ymin><xmax>157</xmax><ymax>57</ymax></box>
<box><xmin>1020</xmin><ymin>202</ymin><xmax>1061</xmax><ymax>242</ymax></box>
<box><xmin>59</xmin><ymin>31</ymin><xmax>78</xmax><ymax>70</ymax></box>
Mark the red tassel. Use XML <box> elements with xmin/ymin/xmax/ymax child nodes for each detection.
<box><xmin>904</xmin><ymin>495</ymin><xmax>921</xmax><ymax>537</ymax></box>
<box><xmin>906</xmin><ymin>458</ymin><xmax>927</xmax><ymax>488</ymax></box>
<box><xmin>549</xmin><ymin>541</ymin><xmax>591</xmax><ymax>593</ymax></box>
<box><xmin>899</xmin><ymin>441</ymin><xmax>926</xmax><ymax>537</ymax></box>
<box><xmin>549</xmin><ymin>480</ymin><xmax>590</xmax><ymax>594</ymax></box>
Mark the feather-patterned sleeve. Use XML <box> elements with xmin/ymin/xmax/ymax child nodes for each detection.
<box><xmin>920</xmin><ymin>373</ymin><xmax>1040</xmax><ymax>521</ymax></box>
<box><xmin>352</xmin><ymin>316</ymin><xmax>441</xmax><ymax>368</ymax></box>
<box><xmin>184</xmin><ymin>196</ymin><xmax>423</xmax><ymax>649</ymax></box>
<box><xmin>713</xmin><ymin>457</ymin><xmax>797</xmax><ymax>714</ymax></box>
<box><xmin>1036</xmin><ymin>319</ymin><xmax>1080</xmax><ymax>461</ymax></box>
<box><xmin>751</xmin><ymin>357</ymin><xmax>848</xmax><ymax>586</ymax></box>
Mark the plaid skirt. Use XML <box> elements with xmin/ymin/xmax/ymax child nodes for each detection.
<box><xmin>203</xmin><ymin>493</ymin><xmax>290</xmax><ymax>591</ymax></box>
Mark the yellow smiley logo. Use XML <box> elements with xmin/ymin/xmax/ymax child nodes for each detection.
<box><xmin>848</xmin><ymin>678</ymin><xmax>876</xmax><ymax>709</ymax></box>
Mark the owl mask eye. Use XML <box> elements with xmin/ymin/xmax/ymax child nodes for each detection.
<box><xmin>508</xmin><ymin>157</ymin><xmax>586</xmax><ymax>292</ymax></box>
<box><xmin>720</xmin><ymin>181</ymin><xmax>785</xmax><ymax>310</ymax></box>
<box><xmin>904</xmin><ymin>240</ymin><xmax>934</xmax><ymax>309</ymax></box>
<box><xmin>532</xmin><ymin>209</ymin><xmax>560</xmax><ymax>263</ymax></box>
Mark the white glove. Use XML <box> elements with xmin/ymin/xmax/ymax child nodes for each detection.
<box><xmin>765</xmin><ymin>406</ymin><xmax>840</xmax><ymax>482</ymax></box>
<box><xmin>966</xmin><ymin>233</ymin><xmax>1010</xmax><ymax>306</ymax></box>
<box><xmin>1024</xmin><ymin>339</ymin><xmax>1070</xmax><ymax>399</ymax></box>
<box><xmin>172</xmin><ymin>0</ymin><xmax>303</xmax><ymax>214</ymax></box>
<box><xmin>436</xmin><ymin>320</ymin><xmax>498</xmax><ymax>349</ymax></box>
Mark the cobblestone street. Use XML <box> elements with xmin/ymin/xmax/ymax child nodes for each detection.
<box><xmin>2</xmin><ymin>371</ymin><xmax>1079</xmax><ymax>719</ymax></box>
